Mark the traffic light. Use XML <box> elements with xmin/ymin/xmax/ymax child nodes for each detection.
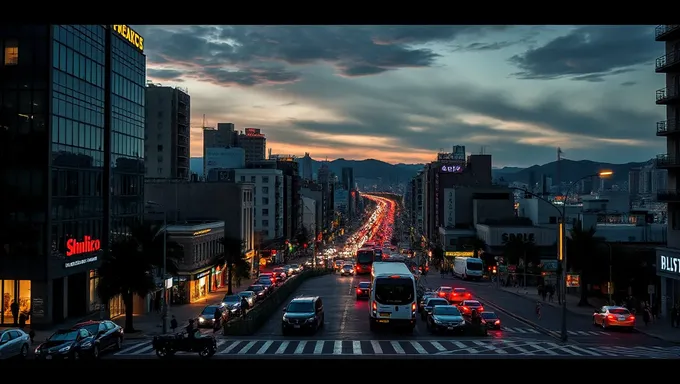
<box><xmin>303</xmin><ymin>243</ymin><xmax>308</xmax><ymax>249</ymax></box>
<box><xmin>492</xmin><ymin>266</ymin><xmax>497</xmax><ymax>274</ymax></box>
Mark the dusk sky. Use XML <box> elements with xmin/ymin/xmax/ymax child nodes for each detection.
<box><xmin>135</xmin><ymin>25</ymin><xmax>664</xmax><ymax>167</ymax></box>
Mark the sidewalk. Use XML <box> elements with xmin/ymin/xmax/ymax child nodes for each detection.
<box><xmin>498</xmin><ymin>285</ymin><xmax>680</xmax><ymax>343</ymax></box>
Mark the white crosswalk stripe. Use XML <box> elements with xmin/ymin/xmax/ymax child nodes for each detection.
<box><xmin>501</xmin><ymin>327</ymin><xmax>610</xmax><ymax>336</ymax></box>
<box><xmin>110</xmin><ymin>339</ymin><xmax>680</xmax><ymax>358</ymax></box>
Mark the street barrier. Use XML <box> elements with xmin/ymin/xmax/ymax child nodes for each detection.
<box><xmin>224</xmin><ymin>268</ymin><xmax>332</xmax><ymax>336</ymax></box>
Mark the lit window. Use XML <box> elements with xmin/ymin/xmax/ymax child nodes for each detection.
<box><xmin>4</xmin><ymin>40</ymin><xmax>19</xmax><ymax>66</ymax></box>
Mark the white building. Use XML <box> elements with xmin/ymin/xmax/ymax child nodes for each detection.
<box><xmin>205</xmin><ymin>147</ymin><xmax>245</xmax><ymax>175</ymax></box>
<box><xmin>302</xmin><ymin>196</ymin><xmax>317</xmax><ymax>236</ymax></box>
<box><xmin>234</xmin><ymin>168</ymin><xmax>283</xmax><ymax>240</ymax></box>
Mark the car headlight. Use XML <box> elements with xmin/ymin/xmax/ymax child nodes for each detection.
<box><xmin>459</xmin><ymin>320</ymin><xmax>466</xmax><ymax>326</ymax></box>
<box><xmin>433</xmin><ymin>319</ymin><xmax>441</xmax><ymax>325</ymax></box>
<box><xmin>58</xmin><ymin>345</ymin><xmax>71</xmax><ymax>353</ymax></box>
<box><xmin>230</xmin><ymin>307</ymin><xmax>239</xmax><ymax>313</ymax></box>
<box><xmin>198</xmin><ymin>317</ymin><xmax>205</xmax><ymax>323</ymax></box>
<box><xmin>306</xmin><ymin>317</ymin><xmax>316</xmax><ymax>323</ymax></box>
<box><xmin>81</xmin><ymin>342</ymin><xmax>92</xmax><ymax>348</ymax></box>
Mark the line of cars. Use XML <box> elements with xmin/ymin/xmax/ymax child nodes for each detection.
<box><xmin>418</xmin><ymin>286</ymin><xmax>502</xmax><ymax>335</ymax></box>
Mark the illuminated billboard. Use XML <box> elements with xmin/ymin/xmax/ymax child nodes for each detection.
<box><xmin>111</xmin><ymin>25</ymin><xmax>144</xmax><ymax>52</ymax></box>
<box><xmin>440</xmin><ymin>165</ymin><xmax>464</xmax><ymax>173</ymax></box>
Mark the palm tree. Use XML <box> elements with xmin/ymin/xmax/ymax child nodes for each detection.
<box><xmin>127</xmin><ymin>221</ymin><xmax>184</xmax><ymax>275</ymax></box>
<box><xmin>221</xmin><ymin>236</ymin><xmax>248</xmax><ymax>295</ymax></box>
<box><xmin>97</xmin><ymin>238</ymin><xmax>156</xmax><ymax>333</ymax></box>
<box><xmin>502</xmin><ymin>236</ymin><xmax>536</xmax><ymax>288</ymax></box>
<box><xmin>568</xmin><ymin>220</ymin><xmax>598</xmax><ymax>307</ymax></box>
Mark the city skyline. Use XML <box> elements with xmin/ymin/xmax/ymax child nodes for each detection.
<box><xmin>136</xmin><ymin>25</ymin><xmax>664</xmax><ymax>167</ymax></box>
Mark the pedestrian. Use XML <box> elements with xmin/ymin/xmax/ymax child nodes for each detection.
<box><xmin>548</xmin><ymin>285</ymin><xmax>554</xmax><ymax>303</ymax></box>
<box><xmin>10</xmin><ymin>300</ymin><xmax>19</xmax><ymax>326</ymax></box>
<box><xmin>535</xmin><ymin>301</ymin><xmax>542</xmax><ymax>320</ymax></box>
<box><xmin>28</xmin><ymin>329</ymin><xmax>35</xmax><ymax>345</ymax></box>
<box><xmin>170</xmin><ymin>315</ymin><xmax>178</xmax><ymax>333</ymax></box>
<box><xmin>643</xmin><ymin>304</ymin><xmax>651</xmax><ymax>326</ymax></box>
<box><xmin>240</xmin><ymin>296</ymin><xmax>250</xmax><ymax>318</ymax></box>
<box><xmin>18</xmin><ymin>312</ymin><xmax>27</xmax><ymax>329</ymax></box>
<box><xmin>651</xmin><ymin>302</ymin><xmax>659</xmax><ymax>322</ymax></box>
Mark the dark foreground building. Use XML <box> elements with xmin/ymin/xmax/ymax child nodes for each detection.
<box><xmin>0</xmin><ymin>25</ymin><xmax>145</xmax><ymax>327</ymax></box>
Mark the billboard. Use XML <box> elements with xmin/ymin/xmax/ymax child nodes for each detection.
<box><xmin>443</xmin><ymin>188</ymin><xmax>455</xmax><ymax>228</ymax></box>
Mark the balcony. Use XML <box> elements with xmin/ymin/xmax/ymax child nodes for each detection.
<box><xmin>656</xmin><ymin>25</ymin><xmax>680</xmax><ymax>41</ymax></box>
<box><xmin>657</xmin><ymin>119</ymin><xmax>680</xmax><ymax>136</ymax></box>
<box><xmin>656</xmin><ymin>51</ymin><xmax>680</xmax><ymax>73</ymax></box>
<box><xmin>656</xmin><ymin>154</ymin><xmax>680</xmax><ymax>169</ymax></box>
<box><xmin>656</xmin><ymin>87</ymin><xmax>680</xmax><ymax>105</ymax></box>
<box><xmin>657</xmin><ymin>189</ymin><xmax>680</xmax><ymax>202</ymax></box>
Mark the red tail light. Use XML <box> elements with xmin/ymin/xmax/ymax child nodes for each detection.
<box><xmin>629</xmin><ymin>316</ymin><xmax>635</xmax><ymax>321</ymax></box>
<box><xmin>466</xmin><ymin>293</ymin><xmax>471</xmax><ymax>298</ymax></box>
<box><xmin>439</xmin><ymin>292</ymin><xmax>445</xmax><ymax>297</ymax></box>
<box><xmin>462</xmin><ymin>306</ymin><xmax>469</xmax><ymax>312</ymax></box>
<box><xmin>494</xmin><ymin>320</ymin><xmax>500</xmax><ymax>325</ymax></box>
<box><xmin>372</xmin><ymin>302</ymin><xmax>377</xmax><ymax>311</ymax></box>
<box><xmin>607</xmin><ymin>315</ymin><xmax>616</xmax><ymax>320</ymax></box>
<box><xmin>356</xmin><ymin>289</ymin><xmax>362</xmax><ymax>294</ymax></box>
<box><xmin>478</xmin><ymin>306</ymin><xmax>484</xmax><ymax>312</ymax></box>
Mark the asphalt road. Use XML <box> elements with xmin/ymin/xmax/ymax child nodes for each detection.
<box><xmin>423</xmin><ymin>273</ymin><xmax>674</xmax><ymax>347</ymax></box>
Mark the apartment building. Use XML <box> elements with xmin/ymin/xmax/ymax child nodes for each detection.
<box><xmin>203</xmin><ymin>123</ymin><xmax>238</xmax><ymax>177</ymax></box>
<box><xmin>238</xmin><ymin>128</ymin><xmax>267</xmax><ymax>164</ymax></box>
<box><xmin>233</xmin><ymin>168</ymin><xmax>284</xmax><ymax>241</ymax></box>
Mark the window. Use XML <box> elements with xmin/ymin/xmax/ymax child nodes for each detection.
<box><xmin>262</xmin><ymin>176</ymin><xmax>269</xmax><ymax>183</ymax></box>
<box><xmin>240</xmin><ymin>176</ymin><xmax>245</xmax><ymax>182</ymax></box>
<box><xmin>157</xmin><ymin>167</ymin><xmax>162</xmax><ymax>174</ymax></box>
<box><xmin>262</xmin><ymin>220</ymin><xmax>269</xmax><ymax>227</ymax></box>
<box><xmin>262</xmin><ymin>208</ymin><xmax>269</xmax><ymax>216</ymax></box>
<box><xmin>4</xmin><ymin>40</ymin><xmax>19</xmax><ymax>66</ymax></box>
<box><xmin>262</xmin><ymin>197</ymin><xmax>269</xmax><ymax>205</ymax></box>
<box><xmin>251</xmin><ymin>176</ymin><xmax>256</xmax><ymax>183</ymax></box>
<box><xmin>157</xmin><ymin>144</ymin><xmax>163</xmax><ymax>152</ymax></box>
<box><xmin>262</xmin><ymin>186</ymin><xmax>269</xmax><ymax>194</ymax></box>
<box><xmin>157</xmin><ymin>156</ymin><xmax>163</xmax><ymax>162</ymax></box>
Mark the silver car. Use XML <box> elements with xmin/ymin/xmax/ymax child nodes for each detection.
<box><xmin>0</xmin><ymin>329</ymin><xmax>30</xmax><ymax>359</ymax></box>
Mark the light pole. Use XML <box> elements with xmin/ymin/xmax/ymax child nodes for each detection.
<box><xmin>513</xmin><ymin>170</ymin><xmax>612</xmax><ymax>342</ymax></box>
<box><xmin>147</xmin><ymin>200</ymin><xmax>168</xmax><ymax>334</ymax></box>
<box><xmin>603</xmin><ymin>242</ymin><xmax>613</xmax><ymax>305</ymax></box>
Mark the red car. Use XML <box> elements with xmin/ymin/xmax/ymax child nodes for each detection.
<box><xmin>459</xmin><ymin>300</ymin><xmax>484</xmax><ymax>316</ymax></box>
<box><xmin>449</xmin><ymin>288</ymin><xmax>471</xmax><ymax>303</ymax></box>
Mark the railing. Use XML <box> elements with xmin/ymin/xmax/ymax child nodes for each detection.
<box><xmin>656</xmin><ymin>51</ymin><xmax>680</xmax><ymax>71</ymax></box>
<box><xmin>656</xmin><ymin>87</ymin><xmax>679</xmax><ymax>103</ymax></box>
<box><xmin>656</xmin><ymin>25</ymin><xmax>680</xmax><ymax>40</ymax></box>
<box><xmin>656</xmin><ymin>154</ymin><xmax>680</xmax><ymax>167</ymax></box>
<box><xmin>657</xmin><ymin>189</ymin><xmax>680</xmax><ymax>201</ymax></box>
<box><xmin>657</xmin><ymin>119</ymin><xmax>679</xmax><ymax>135</ymax></box>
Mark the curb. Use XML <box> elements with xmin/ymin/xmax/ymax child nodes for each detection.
<box><xmin>474</xmin><ymin>293</ymin><xmax>564</xmax><ymax>343</ymax></box>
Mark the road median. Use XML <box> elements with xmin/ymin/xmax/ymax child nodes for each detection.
<box><xmin>223</xmin><ymin>269</ymin><xmax>332</xmax><ymax>336</ymax></box>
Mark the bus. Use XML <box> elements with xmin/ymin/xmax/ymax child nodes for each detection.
<box><xmin>453</xmin><ymin>257</ymin><xmax>484</xmax><ymax>281</ymax></box>
<box><xmin>369</xmin><ymin>262</ymin><xmax>417</xmax><ymax>332</ymax></box>
<box><xmin>355</xmin><ymin>248</ymin><xmax>375</xmax><ymax>275</ymax></box>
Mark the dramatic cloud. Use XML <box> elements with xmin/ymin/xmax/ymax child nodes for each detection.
<box><xmin>138</xmin><ymin>25</ymin><xmax>665</xmax><ymax>166</ymax></box>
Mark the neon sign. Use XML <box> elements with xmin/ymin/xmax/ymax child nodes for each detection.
<box><xmin>440</xmin><ymin>165</ymin><xmax>463</xmax><ymax>173</ymax></box>
<box><xmin>244</xmin><ymin>128</ymin><xmax>264</xmax><ymax>137</ymax></box>
<box><xmin>66</xmin><ymin>236</ymin><xmax>101</xmax><ymax>257</ymax></box>
<box><xmin>112</xmin><ymin>25</ymin><xmax>144</xmax><ymax>52</ymax></box>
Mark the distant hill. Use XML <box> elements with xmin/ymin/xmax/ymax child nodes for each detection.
<box><xmin>495</xmin><ymin>159</ymin><xmax>652</xmax><ymax>184</ymax></box>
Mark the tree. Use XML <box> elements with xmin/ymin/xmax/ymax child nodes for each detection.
<box><xmin>568</xmin><ymin>220</ymin><xmax>598</xmax><ymax>306</ymax></box>
<box><xmin>431</xmin><ymin>245</ymin><xmax>444</xmax><ymax>267</ymax></box>
<box><xmin>502</xmin><ymin>236</ymin><xmax>536</xmax><ymax>288</ymax></box>
<box><xmin>127</xmin><ymin>221</ymin><xmax>184</xmax><ymax>274</ymax></box>
<box><xmin>221</xmin><ymin>236</ymin><xmax>248</xmax><ymax>295</ymax></box>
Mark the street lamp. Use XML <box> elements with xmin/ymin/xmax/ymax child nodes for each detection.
<box><xmin>603</xmin><ymin>242</ymin><xmax>613</xmax><ymax>305</ymax></box>
<box><xmin>146</xmin><ymin>200</ymin><xmax>168</xmax><ymax>335</ymax></box>
<box><xmin>514</xmin><ymin>170</ymin><xmax>613</xmax><ymax>342</ymax></box>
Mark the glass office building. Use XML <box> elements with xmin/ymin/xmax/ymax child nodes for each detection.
<box><xmin>0</xmin><ymin>25</ymin><xmax>145</xmax><ymax>327</ymax></box>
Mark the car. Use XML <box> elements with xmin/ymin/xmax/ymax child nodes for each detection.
<box><xmin>340</xmin><ymin>264</ymin><xmax>355</xmax><ymax>276</ymax></box>
<box><xmin>284</xmin><ymin>264</ymin><xmax>295</xmax><ymax>274</ymax></box>
<box><xmin>334</xmin><ymin>260</ymin><xmax>345</xmax><ymax>271</ymax></box>
<box><xmin>197</xmin><ymin>305</ymin><xmax>228</xmax><ymax>328</ymax></box>
<box><xmin>259</xmin><ymin>272</ymin><xmax>277</xmax><ymax>285</ymax></box>
<box><xmin>0</xmin><ymin>328</ymin><xmax>30</xmax><ymax>359</ymax></box>
<box><xmin>272</xmin><ymin>267</ymin><xmax>288</xmax><ymax>281</ymax></box>
<box><xmin>246</xmin><ymin>284</ymin><xmax>267</xmax><ymax>300</ymax></box>
<box><xmin>73</xmin><ymin>320</ymin><xmax>124</xmax><ymax>355</ymax></box>
<box><xmin>421</xmin><ymin>297</ymin><xmax>450</xmax><ymax>320</ymax></box>
<box><xmin>418</xmin><ymin>292</ymin><xmax>436</xmax><ymax>313</ymax></box>
<box><xmin>426</xmin><ymin>305</ymin><xmax>466</xmax><ymax>334</ymax></box>
<box><xmin>304</xmin><ymin>260</ymin><xmax>313</xmax><ymax>267</ymax></box>
<box><xmin>435</xmin><ymin>286</ymin><xmax>454</xmax><ymax>299</ymax></box>
<box><xmin>35</xmin><ymin>328</ymin><xmax>97</xmax><ymax>360</ymax></box>
<box><xmin>221</xmin><ymin>294</ymin><xmax>243</xmax><ymax>316</ymax></box>
<box><xmin>153</xmin><ymin>332</ymin><xmax>217</xmax><ymax>359</ymax></box>
<box><xmin>282</xmin><ymin>296</ymin><xmax>325</xmax><ymax>335</ymax></box>
<box><xmin>289</xmin><ymin>264</ymin><xmax>301</xmax><ymax>274</ymax></box>
<box><xmin>355</xmin><ymin>281</ymin><xmax>371</xmax><ymax>299</ymax></box>
<box><xmin>593</xmin><ymin>306</ymin><xmax>635</xmax><ymax>331</ymax></box>
<box><xmin>257</xmin><ymin>276</ymin><xmax>275</xmax><ymax>291</ymax></box>
<box><xmin>480</xmin><ymin>311</ymin><xmax>501</xmax><ymax>330</ymax></box>
<box><xmin>459</xmin><ymin>300</ymin><xmax>484</xmax><ymax>316</ymax></box>
<box><xmin>238</xmin><ymin>291</ymin><xmax>256</xmax><ymax>308</ymax></box>
<box><xmin>450</xmin><ymin>288</ymin><xmax>472</xmax><ymax>303</ymax></box>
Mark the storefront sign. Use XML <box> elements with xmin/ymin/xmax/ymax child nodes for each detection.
<box><xmin>65</xmin><ymin>256</ymin><xmax>98</xmax><ymax>268</ymax></box>
<box><xmin>445</xmin><ymin>251</ymin><xmax>474</xmax><ymax>257</ymax></box>
<box><xmin>165</xmin><ymin>278</ymin><xmax>173</xmax><ymax>289</ymax></box>
<box><xmin>541</xmin><ymin>260</ymin><xmax>559</xmax><ymax>272</ymax></box>
<box><xmin>501</xmin><ymin>233</ymin><xmax>535</xmax><ymax>243</ymax></box>
<box><xmin>66</xmin><ymin>236</ymin><xmax>101</xmax><ymax>256</ymax></box>
<box><xmin>173</xmin><ymin>276</ymin><xmax>188</xmax><ymax>283</ymax></box>
<box><xmin>566</xmin><ymin>274</ymin><xmax>580</xmax><ymax>288</ymax></box>
<box><xmin>112</xmin><ymin>25</ymin><xmax>144</xmax><ymax>52</ymax></box>
<box><xmin>660</xmin><ymin>255</ymin><xmax>680</xmax><ymax>275</ymax></box>
<box><xmin>195</xmin><ymin>271</ymin><xmax>210</xmax><ymax>280</ymax></box>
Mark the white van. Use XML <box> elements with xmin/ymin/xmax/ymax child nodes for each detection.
<box><xmin>453</xmin><ymin>257</ymin><xmax>484</xmax><ymax>281</ymax></box>
<box><xmin>369</xmin><ymin>262</ymin><xmax>417</xmax><ymax>332</ymax></box>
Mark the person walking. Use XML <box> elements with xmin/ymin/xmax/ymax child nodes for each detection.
<box><xmin>170</xmin><ymin>315</ymin><xmax>178</xmax><ymax>333</ymax></box>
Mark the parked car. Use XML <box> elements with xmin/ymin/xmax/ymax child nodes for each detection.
<box><xmin>0</xmin><ymin>328</ymin><xmax>30</xmax><ymax>359</ymax></box>
<box><xmin>72</xmin><ymin>320</ymin><xmax>124</xmax><ymax>355</ymax></box>
<box><xmin>246</xmin><ymin>284</ymin><xmax>268</xmax><ymax>300</ymax></box>
<box><xmin>35</xmin><ymin>328</ymin><xmax>97</xmax><ymax>360</ymax></box>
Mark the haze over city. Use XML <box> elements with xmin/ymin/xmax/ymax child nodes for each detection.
<box><xmin>135</xmin><ymin>25</ymin><xmax>664</xmax><ymax>167</ymax></box>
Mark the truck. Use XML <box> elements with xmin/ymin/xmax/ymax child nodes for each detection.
<box><xmin>453</xmin><ymin>257</ymin><xmax>484</xmax><ymax>281</ymax></box>
<box><xmin>368</xmin><ymin>262</ymin><xmax>418</xmax><ymax>332</ymax></box>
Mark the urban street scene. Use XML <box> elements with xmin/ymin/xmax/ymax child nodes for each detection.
<box><xmin>1</xmin><ymin>24</ymin><xmax>679</xmax><ymax>360</ymax></box>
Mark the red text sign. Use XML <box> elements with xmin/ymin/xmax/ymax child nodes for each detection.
<box><xmin>66</xmin><ymin>236</ymin><xmax>101</xmax><ymax>256</ymax></box>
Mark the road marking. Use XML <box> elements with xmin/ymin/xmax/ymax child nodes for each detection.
<box><xmin>391</xmin><ymin>341</ymin><xmax>405</xmax><ymax>354</ymax></box>
<box><xmin>238</xmin><ymin>341</ymin><xmax>257</xmax><ymax>354</ymax></box>
<box><xmin>315</xmin><ymin>340</ymin><xmax>326</xmax><ymax>354</ymax></box>
<box><xmin>452</xmin><ymin>341</ymin><xmax>467</xmax><ymax>349</ymax></box>
<box><xmin>529</xmin><ymin>343</ymin><xmax>557</xmax><ymax>355</ymax></box>
<box><xmin>569</xmin><ymin>345</ymin><xmax>601</xmax><ymax>356</ymax></box>
<box><xmin>256</xmin><ymin>341</ymin><xmax>273</xmax><ymax>354</ymax></box>
<box><xmin>509</xmin><ymin>343</ymin><xmax>534</xmax><ymax>355</ymax></box>
<box><xmin>370</xmin><ymin>340</ymin><xmax>383</xmax><ymax>354</ymax></box>
<box><xmin>410</xmin><ymin>341</ymin><xmax>427</xmax><ymax>354</ymax></box>
<box><xmin>294</xmin><ymin>340</ymin><xmax>307</xmax><ymax>354</ymax></box>
<box><xmin>430</xmin><ymin>341</ymin><xmax>447</xmax><ymax>352</ymax></box>
<box><xmin>352</xmin><ymin>341</ymin><xmax>362</xmax><ymax>355</ymax></box>
<box><xmin>525</xmin><ymin>328</ymin><xmax>540</xmax><ymax>334</ymax></box>
<box><xmin>116</xmin><ymin>343</ymin><xmax>147</xmax><ymax>355</ymax></box>
<box><xmin>275</xmin><ymin>341</ymin><xmax>289</xmax><ymax>354</ymax></box>
<box><xmin>218</xmin><ymin>341</ymin><xmax>242</xmax><ymax>354</ymax></box>
<box><xmin>128</xmin><ymin>344</ymin><xmax>154</xmax><ymax>355</ymax></box>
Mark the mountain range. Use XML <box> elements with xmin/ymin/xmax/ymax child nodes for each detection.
<box><xmin>190</xmin><ymin>157</ymin><xmax>654</xmax><ymax>184</ymax></box>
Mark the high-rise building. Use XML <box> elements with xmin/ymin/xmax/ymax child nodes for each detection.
<box><xmin>341</xmin><ymin>167</ymin><xmax>355</xmax><ymax>219</ymax></box>
<box><xmin>0</xmin><ymin>25</ymin><xmax>146</xmax><ymax>326</ymax></box>
<box><xmin>144</xmin><ymin>84</ymin><xmax>190</xmax><ymax>179</ymax></box>
<box><xmin>639</xmin><ymin>166</ymin><xmax>653</xmax><ymax>194</ymax></box>
<box><xmin>653</xmin><ymin>25</ymin><xmax>680</xmax><ymax>315</ymax></box>
<box><xmin>238</xmin><ymin>128</ymin><xmax>266</xmax><ymax>164</ymax></box>
<box><xmin>203</xmin><ymin>122</ymin><xmax>238</xmax><ymax>177</ymax></box>
<box><xmin>300</xmin><ymin>152</ymin><xmax>313</xmax><ymax>180</ymax></box>
<box><xmin>628</xmin><ymin>168</ymin><xmax>641</xmax><ymax>195</ymax></box>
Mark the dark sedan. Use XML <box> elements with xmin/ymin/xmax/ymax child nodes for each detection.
<box><xmin>197</xmin><ymin>305</ymin><xmax>227</xmax><ymax>329</ymax></box>
<box><xmin>418</xmin><ymin>293</ymin><xmax>436</xmax><ymax>313</ymax></box>
<box><xmin>481</xmin><ymin>312</ymin><xmax>501</xmax><ymax>330</ymax></box>
<box><xmin>35</xmin><ymin>328</ymin><xmax>97</xmax><ymax>360</ymax></box>
<box><xmin>355</xmin><ymin>281</ymin><xmax>370</xmax><ymax>299</ymax></box>
<box><xmin>73</xmin><ymin>320</ymin><xmax>124</xmax><ymax>355</ymax></box>
<box><xmin>421</xmin><ymin>298</ymin><xmax>449</xmax><ymax>320</ymax></box>
<box><xmin>426</xmin><ymin>305</ymin><xmax>466</xmax><ymax>334</ymax></box>
<box><xmin>246</xmin><ymin>284</ymin><xmax>268</xmax><ymax>300</ymax></box>
<box><xmin>256</xmin><ymin>277</ymin><xmax>275</xmax><ymax>291</ymax></box>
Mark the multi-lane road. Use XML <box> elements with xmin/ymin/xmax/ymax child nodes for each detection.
<box><xmin>109</xmin><ymin>271</ymin><xmax>680</xmax><ymax>359</ymax></box>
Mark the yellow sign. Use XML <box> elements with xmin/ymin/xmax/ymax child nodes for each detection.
<box><xmin>112</xmin><ymin>25</ymin><xmax>144</xmax><ymax>52</ymax></box>
<box><xmin>192</xmin><ymin>229</ymin><xmax>212</xmax><ymax>236</ymax></box>
<box><xmin>445</xmin><ymin>251</ymin><xmax>474</xmax><ymax>257</ymax></box>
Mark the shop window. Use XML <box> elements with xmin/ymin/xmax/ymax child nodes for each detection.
<box><xmin>2</xmin><ymin>281</ymin><xmax>15</xmax><ymax>322</ymax></box>
<box><xmin>89</xmin><ymin>270</ymin><xmax>101</xmax><ymax>311</ymax></box>
<box><xmin>4</xmin><ymin>40</ymin><xmax>19</xmax><ymax>66</ymax></box>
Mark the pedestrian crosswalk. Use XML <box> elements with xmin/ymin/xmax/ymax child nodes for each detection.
<box><xmin>500</xmin><ymin>327</ymin><xmax>611</xmax><ymax>336</ymax></box>
<box><xmin>111</xmin><ymin>339</ymin><xmax>680</xmax><ymax>358</ymax></box>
